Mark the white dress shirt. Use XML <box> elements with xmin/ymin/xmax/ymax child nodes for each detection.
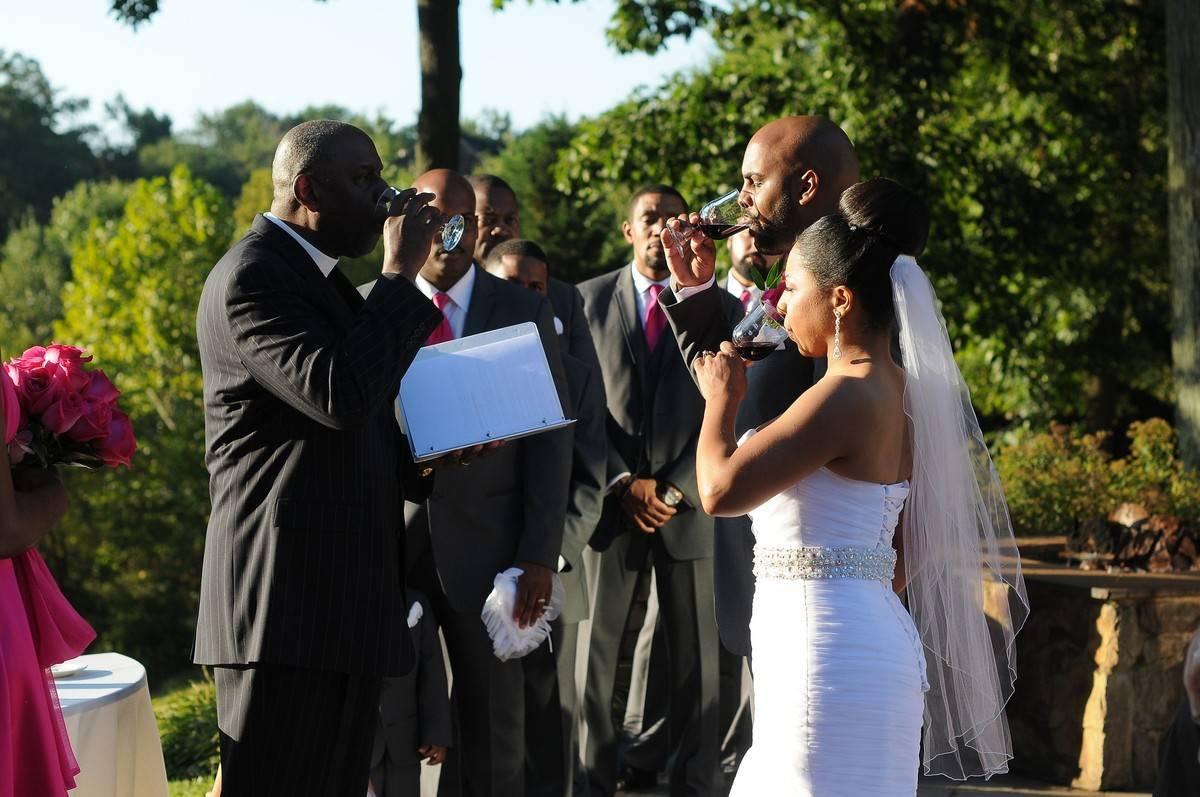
<box><xmin>672</xmin><ymin>273</ymin><xmax>717</xmax><ymax>303</ymax></box>
<box><xmin>263</xmin><ymin>212</ymin><xmax>339</xmax><ymax>277</ymax></box>
<box><xmin>415</xmin><ymin>263</ymin><xmax>477</xmax><ymax>340</ymax></box>
<box><xmin>727</xmin><ymin>272</ymin><xmax>762</xmax><ymax>313</ymax></box>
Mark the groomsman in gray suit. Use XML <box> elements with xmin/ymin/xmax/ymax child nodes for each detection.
<box><xmin>393</xmin><ymin>170</ymin><xmax>574</xmax><ymax>797</ymax></box>
<box><xmin>579</xmin><ymin>185</ymin><xmax>740</xmax><ymax>797</ymax></box>
<box><xmin>194</xmin><ymin>120</ymin><xmax>446</xmax><ymax>797</ymax></box>
<box><xmin>485</xmin><ymin>239</ymin><xmax>608</xmax><ymax>795</ymax></box>
<box><xmin>470</xmin><ymin>173</ymin><xmax>600</xmax><ymax>375</ymax></box>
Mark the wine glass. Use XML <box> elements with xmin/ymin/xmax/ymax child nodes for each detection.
<box><xmin>375</xmin><ymin>185</ymin><xmax>466</xmax><ymax>252</ymax></box>
<box><xmin>667</xmin><ymin>189</ymin><xmax>750</xmax><ymax>254</ymax></box>
<box><xmin>731</xmin><ymin>283</ymin><xmax>789</xmax><ymax>360</ymax></box>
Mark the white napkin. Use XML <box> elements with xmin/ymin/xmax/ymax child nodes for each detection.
<box><xmin>406</xmin><ymin>600</ymin><xmax>424</xmax><ymax>629</ymax></box>
<box><xmin>480</xmin><ymin>567</ymin><xmax>564</xmax><ymax>661</ymax></box>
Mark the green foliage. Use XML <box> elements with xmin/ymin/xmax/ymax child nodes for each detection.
<box><xmin>168</xmin><ymin>779</ymin><xmax>214</xmax><ymax>797</ymax></box>
<box><xmin>551</xmin><ymin>0</ymin><xmax>1169</xmax><ymax>431</ymax></box>
<box><xmin>231</xmin><ymin>168</ymin><xmax>273</xmax><ymax>239</ymax></box>
<box><xmin>46</xmin><ymin>166</ymin><xmax>231</xmax><ymax>679</ymax></box>
<box><xmin>152</xmin><ymin>678</ymin><xmax>219</xmax><ymax>781</ymax></box>
<box><xmin>0</xmin><ymin>180</ymin><xmax>132</xmax><ymax>348</ymax></box>
<box><xmin>478</xmin><ymin>116</ymin><xmax>625</xmax><ymax>283</ymax></box>
<box><xmin>0</xmin><ymin>51</ymin><xmax>98</xmax><ymax>240</ymax></box>
<box><xmin>996</xmin><ymin>419</ymin><xmax>1200</xmax><ymax>536</ymax></box>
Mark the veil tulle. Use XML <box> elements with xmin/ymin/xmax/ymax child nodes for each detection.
<box><xmin>891</xmin><ymin>254</ymin><xmax>1029</xmax><ymax>779</ymax></box>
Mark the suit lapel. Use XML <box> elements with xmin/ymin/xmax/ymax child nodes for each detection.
<box><xmin>461</xmin><ymin>265</ymin><xmax>495</xmax><ymax>338</ymax></box>
<box><xmin>614</xmin><ymin>268</ymin><xmax>645</xmax><ymax>375</ymax></box>
<box><xmin>250</xmin><ymin>215</ymin><xmax>354</xmax><ymax>326</ymax></box>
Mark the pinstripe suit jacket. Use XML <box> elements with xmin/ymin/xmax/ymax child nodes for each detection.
<box><xmin>193</xmin><ymin>215</ymin><xmax>440</xmax><ymax>676</ymax></box>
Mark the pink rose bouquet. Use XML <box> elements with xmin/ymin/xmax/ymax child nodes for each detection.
<box><xmin>4</xmin><ymin>344</ymin><xmax>137</xmax><ymax>469</ymax></box>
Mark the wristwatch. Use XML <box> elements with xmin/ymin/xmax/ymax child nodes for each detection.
<box><xmin>659</xmin><ymin>484</ymin><xmax>684</xmax><ymax>507</ymax></box>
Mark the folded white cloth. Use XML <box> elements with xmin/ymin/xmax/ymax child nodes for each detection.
<box><xmin>480</xmin><ymin>567</ymin><xmax>564</xmax><ymax>661</ymax></box>
<box><xmin>406</xmin><ymin>600</ymin><xmax>424</xmax><ymax>629</ymax></box>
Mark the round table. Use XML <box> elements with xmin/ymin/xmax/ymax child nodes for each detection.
<box><xmin>54</xmin><ymin>652</ymin><xmax>169</xmax><ymax>797</ymax></box>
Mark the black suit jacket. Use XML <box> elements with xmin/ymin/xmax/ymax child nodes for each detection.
<box><xmin>660</xmin><ymin>282</ymin><xmax>816</xmax><ymax>655</ymax></box>
<box><xmin>579</xmin><ymin>266</ymin><xmax>743</xmax><ymax>562</ymax></box>
<box><xmin>549</xmin><ymin>277</ymin><xmax>601</xmax><ymax>374</ymax></box>
<box><xmin>194</xmin><ymin>214</ymin><xmax>440</xmax><ymax>676</ymax></box>
<box><xmin>400</xmin><ymin>267</ymin><xmax>574</xmax><ymax>612</ymax></box>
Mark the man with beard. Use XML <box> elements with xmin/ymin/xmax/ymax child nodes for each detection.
<box><xmin>578</xmin><ymin>185</ymin><xmax>740</xmax><ymax>796</ymax></box>
<box><xmin>660</xmin><ymin>115</ymin><xmax>857</xmax><ymax>651</ymax></box>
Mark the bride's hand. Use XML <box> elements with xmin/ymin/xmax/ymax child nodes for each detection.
<box><xmin>694</xmin><ymin>342</ymin><xmax>747</xmax><ymax>404</ymax></box>
<box><xmin>661</xmin><ymin>213</ymin><xmax>716</xmax><ymax>289</ymax></box>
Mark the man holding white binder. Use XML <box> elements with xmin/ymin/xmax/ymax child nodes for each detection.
<box><xmin>388</xmin><ymin>169</ymin><xmax>573</xmax><ymax>797</ymax></box>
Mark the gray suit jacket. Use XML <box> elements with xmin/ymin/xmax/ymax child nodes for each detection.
<box><xmin>559</xmin><ymin>350</ymin><xmax>607</xmax><ymax>625</ymax></box>
<box><xmin>660</xmin><ymin>283</ymin><xmax>816</xmax><ymax>655</ymax></box>
<box><xmin>579</xmin><ymin>266</ymin><xmax>742</xmax><ymax>563</ymax></box>
<box><xmin>194</xmin><ymin>214</ymin><xmax>440</xmax><ymax>675</ymax></box>
<box><xmin>400</xmin><ymin>267</ymin><xmax>574</xmax><ymax>612</ymax></box>
<box><xmin>549</xmin><ymin>277</ymin><xmax>600</xmax><ymax>374</ymax></box>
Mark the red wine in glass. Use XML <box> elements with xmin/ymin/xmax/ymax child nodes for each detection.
<box><xmin>698</xmin><ymin>222</ymin><xmax>749</xmax><ymax>240</ymax></box>
<box><xmin>732</xmin><ymin>341</ymin><xmax>777</xmax><ymax>361</ymax></box>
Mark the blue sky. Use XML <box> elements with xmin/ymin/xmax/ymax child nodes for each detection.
<box><xmin>4</xmin><ymin>0</ymin><xmax>715</xmax><ymax>133</ymax></box>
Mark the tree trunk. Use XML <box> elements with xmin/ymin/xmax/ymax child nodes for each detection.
<box><xmin>1168</xmin><ymin>0</ymin><xmax>1200</xmax><ymax>467</ymax></box>
<box><xmin>416</xmin><ymin>0</ymin><xmax>462</xmax><ymax>172</ymax></box>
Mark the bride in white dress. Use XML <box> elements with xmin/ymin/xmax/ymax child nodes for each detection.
<box><xmin>684</xmin><ymin>179</ymin><xmax>1028</xmax><ymax>795</ymax></box>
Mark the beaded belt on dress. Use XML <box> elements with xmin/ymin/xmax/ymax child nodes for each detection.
<box><xmin>753</xmin><ymin>545</ymin><xmax>897</xmax><ymax>581</ymax></box>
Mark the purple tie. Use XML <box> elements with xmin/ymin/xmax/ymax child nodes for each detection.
<box><xmin>644</xmin><ymin>284</ymin><xmax>667</xmax><ymax>351</ymax></box>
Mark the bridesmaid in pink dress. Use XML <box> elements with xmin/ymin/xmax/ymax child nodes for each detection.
<box><xmin>0</xmin><ymin>362</ymin><xmax>96</xmax><ymax>796</ymax></box>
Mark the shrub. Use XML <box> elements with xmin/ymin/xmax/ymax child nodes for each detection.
<box><xmin>996</xmin><ymin>418</ymin><xmax>1200</xmax><ymax>536</ymax></box>
<box><xmin>153</xmin><ymin>678</ymin><xmax>219</xmax><ymax>781</ymax></box>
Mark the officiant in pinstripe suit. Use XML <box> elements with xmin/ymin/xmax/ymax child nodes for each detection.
<box><xmin>194</xmin><ymin>121</ymin><xmax>453</xmax><ymax>797</ymax></box>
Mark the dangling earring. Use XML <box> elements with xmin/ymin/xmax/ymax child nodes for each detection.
<box><xmin>833</xmin><ymin>310</ymin><xmax>843</xmax><ymax>360</ymax></box>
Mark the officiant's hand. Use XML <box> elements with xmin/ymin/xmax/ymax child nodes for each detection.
<box><xmin>419</xmin><ymin>440</ymin><xmax>506</xmax><ymax>475</ymax></box>
<box><xmin>381</xmin><ymin>188</ymin><xmax>441</xmax><ymax>280</ymax></box>
<box><xmin>661</xmin><ymin>213</ymin><xmax>716</xmax><ymax>289</ymax></box>
<box><xmin>620</xmin><ymin>478</ymin><xmax>676</xmax><ymax>534</ymax></box>
<box><xmin>514</xmin><ymin>562</ymin><xmax>553</xmax><ymax>629</ymax></box>
<box><xmin>694</xmin><ymin>342</ymin><xmax>747</xmax><ymax>404</ymax></box>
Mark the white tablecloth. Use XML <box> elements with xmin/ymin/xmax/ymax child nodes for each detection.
<box><xmin>55</xmin><ymin>652</ymin><xmax>169</xmax><ymax>797</ymax></box>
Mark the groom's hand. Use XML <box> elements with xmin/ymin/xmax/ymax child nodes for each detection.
<box><xmin>514</xmin><ymin>562</ymin><xmax>553</xmax><ymax>629</ymax></box>
<box><xmin>661</xmin><ymin>212</ymin><xmax>716</xmax><ymax>289</ymax></box>
<box><xmin>619</xmin><ymin>478</ymin><xmax>676</xmax><ymax>534</ymax></box>
<box><xmin>381</xmin><ymin>188</ymin><xmax>440</xmax><ymax>280</ymax></box>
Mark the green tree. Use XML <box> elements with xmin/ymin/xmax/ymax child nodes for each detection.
<box><xmin>0</xmin><ymin>51</ymin><xmax>98</xmax><ymax>240</ymax></box>
<box><xmin>552</xmin><ymin>1</ymin><xmax>1169</xmax><ymax>433</ymax></box>
<box><xmin>49</xmin><ymin>166</ymin><xmax>231</xmax><ymax>678</ymax></box>
<box><xmin>0</xmin><ymin>179</ymin><xmax>132</xmax><ymax>348</ymax></box>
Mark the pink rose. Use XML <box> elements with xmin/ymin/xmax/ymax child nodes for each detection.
<box><xmin>11</xmin><ymin>365</ymin><xmax>64</xmax><ymax>414</ymax></box>
<box><xmin>66</xmin><ymin>399</ymin><xmax>113</xmax><ymax>443</ymax></box>
<box><xmin>81</xmin><ymin>370</ymin><xmax>120</xmax><ymax>406</ymax></box>
<box><xmin>8</xmin><ymin>430</ymin><xmax>31</xmax><ymax>466</ymax></box>
<box><xmin>97</xmin><ymin>410</ymin><xmax>136</xmax><ymax>468</ymax></box>
<box><xmin>43</xmin><ymin>392</ymin><xmax>85</xmax><ymax>437</ymax></box>
<box><xmin>43</xmin><ymin>344</ymin><xmax>92</xmax><ymax>393</ymax></box>
<box><xmin>10</xmin><ymin>346</ymin><xmax>47</xmax><ymax>370</ymax></box>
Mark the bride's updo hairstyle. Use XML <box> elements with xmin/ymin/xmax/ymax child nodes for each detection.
<box><xmin>794</xmin><ymin>178</ymin><xmax>930</xmax><ymax>332</ymax></box>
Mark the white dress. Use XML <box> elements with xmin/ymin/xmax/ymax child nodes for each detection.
<box><xmin>730</xmin><ymin>459</ymin><xmax>928</xmax><ymax>797</ymax></box>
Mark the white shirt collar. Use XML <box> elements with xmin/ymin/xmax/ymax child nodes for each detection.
<box><xmin>415</xmin><ymin>262</ymin><xmax>477</xmax><ymax>308</ymax></box>
<box><xmin>726</xmin><ymin>272</ymin><xmax>759</xmax><ymax>299</ymax></box>
<box><xmin>263</xmin><ymin>213</ymin><xmax>339</xmax><ymax>278</ymax></box>
<box><xmin>629</xmin><ymin>261</ymin><xmax>671</xmax><ymax>295</ymax></box>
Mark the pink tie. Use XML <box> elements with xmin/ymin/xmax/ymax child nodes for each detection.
<box><xmin>644</xmin><ymin>284</ymin><xmax>667</xmax><ymax>351</ymax></box>
<box><xmin>426</xmin><ymin>292</ymin><xmax>454</xmax><ymax>345</ymax></box>
<box><xmin>740</xmin><ymin>289</ymin><xmax>753</xmax><ymax>310</ymax></box>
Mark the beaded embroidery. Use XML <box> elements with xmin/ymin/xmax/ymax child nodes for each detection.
<box><xmin>753</xmin><ymin>545</ymin><xmax>897</xmax><ymax>582</ymax></box>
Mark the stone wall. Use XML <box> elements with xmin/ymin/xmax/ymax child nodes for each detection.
<box><xmin>1005</xmin><ymin>568</ymin><xmax>1200</xmax><ymax>791</ymax></box>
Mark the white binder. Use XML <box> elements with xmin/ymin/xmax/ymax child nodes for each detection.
<box><xmin>397</xmin><ymin>322</ymin><xmax>574</xmax><ymax>462</ymax></box>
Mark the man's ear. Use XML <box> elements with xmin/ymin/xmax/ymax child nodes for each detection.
<box><xmin>294</xmin><ymin>174</ymin><xmax>320</xmax><ymax>213</ymax></box>
<box><xmin>795</xmin><ymin>169</ymin><xmax>820</xmax><ymax>207</ymax></box>
<box><xmin>621</xmin><ymin>220</ymin><xmax>635</xmax><ymax>245</ymax></box>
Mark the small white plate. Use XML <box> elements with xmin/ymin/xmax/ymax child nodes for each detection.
<box><xmin>51</xmin><ymin>660</ymin><xmax>88</xmax><ymax>678</ymax></box>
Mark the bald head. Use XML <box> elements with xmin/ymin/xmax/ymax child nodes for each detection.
<box><xmin>413</xmin><ymin>169</ymin><xmax>478</xmax><ymax>290</ymax></box>
<box><xmin>740</xmin><ymin>115</ymin><xmax>860</xmax><ymax>255</ymax></box>
<box><xmin>271</xmin><ymin>120</ymin><xmax>373</xmax><ymax>210</ymax></box>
